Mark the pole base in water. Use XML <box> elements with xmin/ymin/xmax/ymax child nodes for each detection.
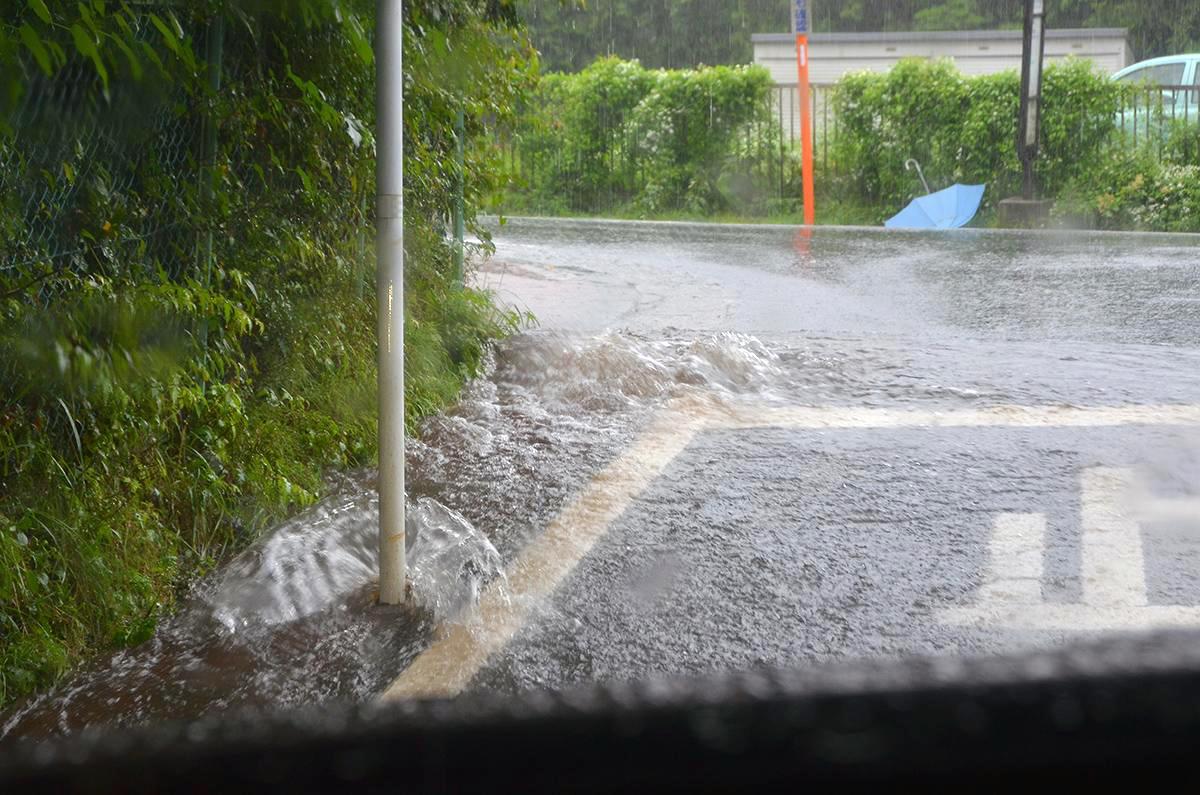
<box><xmin>997</xmin><ymin>197</ymin><xmax>1052</xmax><ymax>229</ymax></box>
<box><xmin>377</xmin><ymin>580</ymin><xmax>414</xmax><ymax>607</ymax></box>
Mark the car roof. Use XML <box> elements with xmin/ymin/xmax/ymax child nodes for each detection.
<box><xmin>1113</xmin><ymin>54</ymin><xmax>1200</xmax><ymax>79</ymax></box>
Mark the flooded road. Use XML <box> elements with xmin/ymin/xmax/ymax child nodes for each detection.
<box><xmin>6</xmin><ymin>219</ymin><xmax>1200</xmax><ymax>738</ymax></box>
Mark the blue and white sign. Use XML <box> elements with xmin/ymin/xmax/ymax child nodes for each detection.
<box><xmin>793</xmin><ymin>0</ymin><xmax>809</xmax><ymax>34</ymax></box>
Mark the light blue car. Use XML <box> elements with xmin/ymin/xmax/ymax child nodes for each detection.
<box><xmin>1112</xmin><ymin>55</ymin><xmax>1200</xmax><ymax>131</ymax></box>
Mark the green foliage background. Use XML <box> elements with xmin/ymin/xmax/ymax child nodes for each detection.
<box><xmin>831</xmin><ymin>59</ymin><xmax>1126</xmax><ymax>215</ymax></box>
<box><xmin>0</xmin><ymin>0</ymin><xmax>534</xmax><ymax>711</ymax></box>
<box><xmin>1056</xmin><ymin>121</ymin><xmax>1200</xmax><ymax>231</ymax></box>
<box><xmin>828</xmin><ymin>58</ymin><xmax>1200</xmax><ymax>230</ymax></box>
<box><xmin>507</xmin><ymin>57</ymin><xmax>781</xmax><ymax>215</ymax></box>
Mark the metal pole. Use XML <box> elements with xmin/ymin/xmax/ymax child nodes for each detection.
<box><xmin>377</xmin><ymin>0</ymin><xmax>406</xmax><ymax>605</ymax></box>
<box><xmin>793</xmin><ymin>1</ymin><xmax>815</xmax><ymax>225</ymax></box>
<box><xmin>1017</xmin><ymin>0</ymin><xmax>1046</xmax><ymax>200</ymax></box>
<box><xmin>453</xmin><ymin>108</ymin><xmax>465</xmax><ymax>287</ymax></box>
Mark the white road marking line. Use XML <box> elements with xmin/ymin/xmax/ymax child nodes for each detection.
<box><xmin>979</xmin><ymin>513</ymin><xmax>1046</xmax><ymax>604</ymax></box>
<box><xmin>719</xmin><ymin>404</ymin><xmax>1200</xmax><ymax>431</ymax></box>
<box><xmin>1139</xmin><ymin>497</ymin><xmax>1200</xmax><ymax>523</ymax></box>
<box><xmin>1081</xmin><ymin>468</ymin><xmax>1147</xmax><ymax>608</ymax></box>
<box><xmin>383</xmin><ymin>401</ymin><xmax>1200</xmax><ymax>700</ymax></box>
<box><xmin>943</xmin><ymin>466</ymin><xmax>1200</xmax><ymax>631</ymax></box>
<box><xmin>380</xmin><ymin>409</ymin><xmax>706</xmax><ymax>701</ymax></box>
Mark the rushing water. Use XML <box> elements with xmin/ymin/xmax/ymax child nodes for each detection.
<box><xmin>7</xmin><ymin>222</ymin><xmax>1200</xmax><ymax>741</ymax></box>
<box><xmin>1</xmin><ymin>329</ymin><xmax>790</xmax><ymax>740</ymax></box>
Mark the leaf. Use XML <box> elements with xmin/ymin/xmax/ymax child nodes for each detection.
<box><xmin>45</xmin><ymin>39</ymin><xmax>64</xmax><ymax>65</ymax></box>
<box><xmin>79</xmin><ymin>2</ymin><xmax>96</xmax><ymax>33</ymax></box>
<box><xmin>69</xmin><ymin>22</ymin><xmax>95</xmax><ymax>58</ymax></box>
<box><xmin>139</xmin><ymin>40</ymin><xmax>166</xmax><ymax>74</ymax></box>
<box><xmin>294</xmin><ymin>167</ymin><xmax>315</xmax><ymax>196</ymax></box>
<box><xmin>343</xmin><ymin>14</ymin><xmax>374</xmax><ymax>67</ymax></box>
<box><xmin>110</xmin><ymin>36</ymin><xmax>143</xmax><ymax>80</ymax></box>
<box><xmin>149</xmin><ymin>13</ymin><xmax>182</xmax><ymax>58</ymax></box>
<box><xmin>69</xmin><ymin>23</ymin><xmax>108</xmax><ymax>90</ymax></box>
<box><xmin>29</xmin><ymin>0</ymin><xmax>51</xmax><ymax>24</ymax></box>
<box><xmin>19</xmin><ymin>23</ymin><xmax>53</xmax><ymax>76</ymax></box>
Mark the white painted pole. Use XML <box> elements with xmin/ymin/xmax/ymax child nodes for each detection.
<box><xmin>377</xmin><ymin>0</ymin><xmax>406</xmax><ymax>605</ymax></box>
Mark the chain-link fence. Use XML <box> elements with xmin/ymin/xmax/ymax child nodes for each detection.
<box><xmin>495</xmin><ymin>84</ymin><xmax>837</xmax><ymax>218</ymax></box>
<box><xmin>494</xmin><ymin>77</ymin><xmax>1200</xmax><ymax>220</ymax></box>
<box><xmin>0</xmin><ymin>9</ymin><xmax>209</xmax><ymax>285</ymax></box>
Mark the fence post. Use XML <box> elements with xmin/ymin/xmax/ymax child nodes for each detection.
<box><xmin>453</xmin><ymin>108</ymin><xmax>465</xmax><ymax>287</ymax></box>
<box><xmin>377</xmin><ymin>0</ymin><xmax>407</xmax><ymax>606</ymax></box>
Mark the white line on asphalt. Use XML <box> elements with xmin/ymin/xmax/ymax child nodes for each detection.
<box><xmin>1081</xmin><ymin>468</ymin><xmax>1147</xmax><ymax>608</ymax></box>
<box><xmin>720</xmin><ymin>404</ymin><xmax>1200</xmax><ymax>431</ymax></box>
<box><xmin>979</xmin><ymin>513</ymin><xmax>1046</xmax><ymax>605</ymax></box>
<box><xmin>380</xmin><ymin>409</ymin><xmax>706</xmax><ymax>701</ymax></box>
<box><xmin>382</xmin><ymin>401</ymin><xmax>1200</xmax><ymax>700</ymax></box>
<box><xmin>942</xmin><ymin>466</ymin><xmax>1200</xmax><ymax>631</ymax></box>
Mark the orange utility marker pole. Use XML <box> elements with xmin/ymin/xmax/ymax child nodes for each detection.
<box><xmin>794</xmin><ymin>1</ymin><xmax>815</xmax><ymax>225</ymax></box>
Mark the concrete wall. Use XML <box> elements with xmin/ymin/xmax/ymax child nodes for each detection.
<box><xmin>754</xmin><ymin>29</ymin><xmax>1133</xmax><ymax>86</ymax></box>
<box><xmin>755</xmin><ymin>29</ymin><xmax>1133</xmax><ymax>143</ymax></box>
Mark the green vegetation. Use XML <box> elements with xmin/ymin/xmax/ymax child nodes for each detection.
<box><xmin>1056</xmin><ymin>121</ymin><xmax>1200</xmax><ymax>231</ymax></box>
<box><xmin>0</xmin><ymin>1</ymin><xmax>534</xmax><ymax>710</ymax></box>
<box><xmin>501</xmin><ymin>200</ymin><xmax>881</xmax><ymax>228</ymax></box>
<box><xmin>498</xmin><ymin>54</ymin><xmax>1198</xmax><ymax>233</ymax></box>
<box><xmin>829</xmin><ymin>58</ymin><xmax>1123</xmax><ymax>220</ymax></box>
<box><xmin>828</xmin><ymin>58</ymin><xmax>1200</xmax><ymax>231</ymax></box>
<box><xmin>504</xmin><ymin>57</ymin><xmax>781</xmax><ymax>216</ymax></box>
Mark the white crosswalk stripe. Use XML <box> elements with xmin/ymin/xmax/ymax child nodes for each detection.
<box><xmin>942</xmin><ymin>467</ymin><xmax>1200</xmax><ymax>631</ymax></box>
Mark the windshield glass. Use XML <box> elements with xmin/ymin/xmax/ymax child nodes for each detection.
<box><xmin>2</xmin><ymin>0</ymin><xmax>1200</xmax><ymax>769</ymax></box>
<box><xmin>1119</xmin><ymin>62</ymin><xmax>1187</xmax><ymax>85</ymax></box>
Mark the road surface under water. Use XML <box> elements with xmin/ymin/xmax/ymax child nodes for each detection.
<box><xmin>6</xmin><ymin>219</ymin><xmax>1200</xmax><ymax>739</ymax></box>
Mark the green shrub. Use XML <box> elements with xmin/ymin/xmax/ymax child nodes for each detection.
<box><xmin>0</xmin><ymin>1</ymin><xmax>532</xmax><ymax>710</ymax></box>
<box><xmin>507</xmin><ymin>57</ymin><xmax>778</xmax><ymax>215</ymax></box>
<box><xmin>831</xmin><ymin>57</ymin><xmax>1128</xmax><ymax>219</ymax></box>
<box><xmin>1056</xmin><ymin>127</ymin><xmax>1200</xmax><ymax>233</ymax></box>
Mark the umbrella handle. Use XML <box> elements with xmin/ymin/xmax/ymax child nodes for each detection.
<box><xmin>905</xmin><ymin>159</ymin><xmax>932</xmax><ymax>195</ymax></box>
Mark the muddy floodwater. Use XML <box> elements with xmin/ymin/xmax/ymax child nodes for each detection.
<box><xmin>6</xmin><ymin>220</ymin><xmax>1200</xmax><ymax>740</ymax></box>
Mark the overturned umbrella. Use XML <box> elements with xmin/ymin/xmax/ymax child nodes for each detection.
<box><xmin>886</xmin><ymin>159</ymin><xmax>985</xmax><ymax>230</ymax></box>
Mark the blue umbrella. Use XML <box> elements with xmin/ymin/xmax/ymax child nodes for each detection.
<box><xmin>886</xmin><ymin>183</ymin><xmax>986</xmax><ymax>230</ymax></box>
<box><xmin>885</xmin><ymin>160</ymin><xmax>985</xmax><ymax>230</ymax></box>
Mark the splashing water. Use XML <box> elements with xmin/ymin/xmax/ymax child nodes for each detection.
<box><xmin>491</xmin><ymin>330</ymin><xmax>785</xmax><ymax>411</ymax></box>
<box><xmin>205</xmin><ymin>490</ymin><xmax>504</xmax><ymax>633</ymax></box>
<box><xmin>406</xmin><ymin>498</ymin><xmax>507</xmax><ymax>621</ymax></box>
<box><xmin>1</xmin><ymin>329</ymin><xmax>795</xmax><ymax>739</ymax></box>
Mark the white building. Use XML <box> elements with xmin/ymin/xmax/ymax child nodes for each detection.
<box><xmin>752</xmin><ymin>28</ymin><xmax>1133</xmax><ymax>143</ymax></box>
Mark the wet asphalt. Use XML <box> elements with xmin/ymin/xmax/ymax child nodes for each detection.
<box><xmin>469</xmin><ymin>218</ymin><xmax>1200</xmax><ymax>695</ymax></box>
<box><xmin>7</xmin><ymin>218</ymin><xmax>1200</xmax><ymax>738</ymax></box>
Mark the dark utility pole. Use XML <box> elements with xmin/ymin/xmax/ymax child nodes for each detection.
<box><xmin>1017</xmin><ymin>0</ymin><xmax>1047</xmax><ymax>200</ymax></box>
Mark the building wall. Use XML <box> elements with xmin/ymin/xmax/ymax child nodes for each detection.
<box><xmin>754</xmin><ymin>29</ymin><xmax>1133</xmax><ymax>143</ymax></box>
<box><xmin>754</xmin><ymin>29</ymin><xmax>1133</xmax><ymax>86</ymax></box>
